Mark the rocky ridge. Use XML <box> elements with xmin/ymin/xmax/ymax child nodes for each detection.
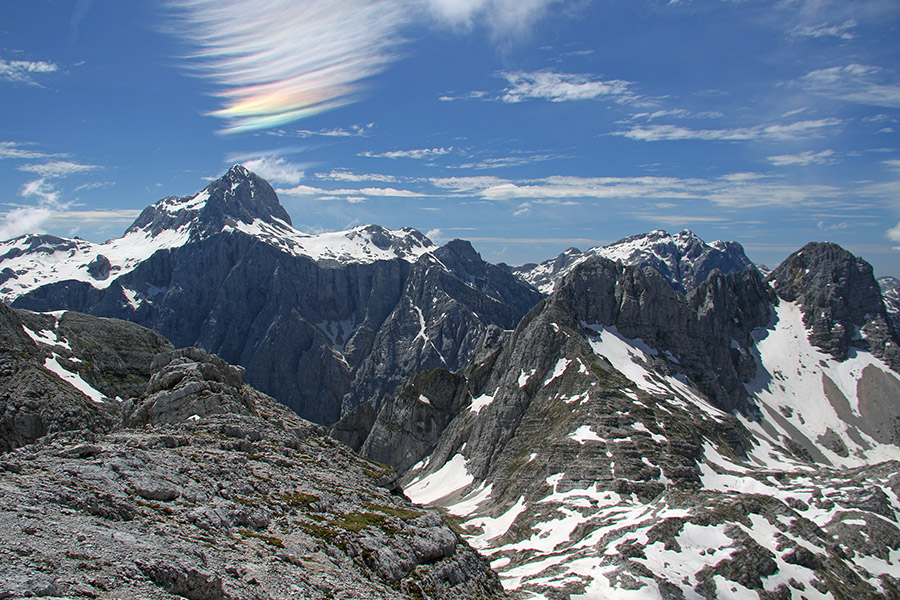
<box><xmin>510</xmin><ymin>229</ymin><xmax>756</xmax><ymax>294</ymax></box>
<box><xmin>349</xmin><ymin>243</ymin><xmax>900</xmax><ymax>599</ymax></box>
<box><xmin>0</xmin><ymin>312</ymin><xmax>506</xmax><ymax>600</ymax></box>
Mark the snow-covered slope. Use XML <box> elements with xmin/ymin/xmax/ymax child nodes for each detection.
<box><xmin>0</xmin><ymin>165</ymin><xmax>433</xmax><ymax>302</ymax></box>
<box><xmin>384</xmin><ymin>248</ymin><xmax>900</xmax><ymax>600</ymax></box>
<box><xmin>513</xmin><ymin>229</ymin><xmax>755</xmax><ymax>294</ymax></box>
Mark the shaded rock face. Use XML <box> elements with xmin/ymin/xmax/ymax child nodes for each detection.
<box><xmin>0</xmin><ymin>303</ymin><xmax>172</xmax><ymax>453</ymax></box>
<box><xmin>0</xmin><ymin>347</ymin><xmax>506</xmax><ymax>600</ymax></box>
<box><xmin>555</xmin><ymin>256</ymin><xmax>774</xmax><ymax>414</ymax></box>
<box><xmin>769</xmin><ymin>242</ymin><xmax>900</xmax><ymax>371</ymax></box>
<box><xmin>344</xmin><ymin>242</ymin><xmax>542</xmax><ymax>417</ymax></box>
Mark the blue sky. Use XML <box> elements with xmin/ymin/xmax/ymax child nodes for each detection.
<box><xmin>1</xmin><ymin>0</ymin><xmax>899</xmax><ymax>276</ymax></box>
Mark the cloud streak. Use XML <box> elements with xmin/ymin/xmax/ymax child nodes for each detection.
<box><xmin>614</xmin><ymin>118</ymin><xmax>842</xmax><ymax>142</ymax></box>
<box><xmin>501</xmin><ymin>71</ymin><xmax>640</xmax><ymax>104</ymax></box>
<box><xmin>790</xmin><ymin>19</ymin><xmax>857</xmax><ymax>40</ymax></box>
<box><xmin>165</xmin><ymin>0</ymin><xmax>409</xmax><ymax>134</ymax></box>
<box><xmin>360</xmin><ymin>147</ymin><xmax>453</xmax><ymax>159</ymax></box>
<box><xmin>799</xmin><ymin>64</ymin><xmax>900</xmax><ymax>108</ymax></box>
<box><xmin>0</xmin><ymin>58</ymin><xmax>59</xmax><ymax>85</ymax></box>
<box><xmin>767</xmin><ymin>149</ymin><xmax>838</xmax><ymax>166</ymax></box>
<box><xmin>18</xmin><ymin>160</ymin><xmax>99</xmax><ymax>178</ymax></box>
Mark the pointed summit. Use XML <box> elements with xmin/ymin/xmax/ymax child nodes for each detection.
<box><xmin>127</xmin><ymin>164</ymin><xmax>292</xmax><ymax>238</ymax></box>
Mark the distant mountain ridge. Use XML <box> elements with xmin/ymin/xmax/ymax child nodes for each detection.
<box><xmin>1</xmin><ymin>165</ymin><xmax>541</xmax><ymax>424</ymax></box>
<box><xmin>510</xmin><ymin>228</ymin><xmax>756</xmax><ymax>294</ymax></box>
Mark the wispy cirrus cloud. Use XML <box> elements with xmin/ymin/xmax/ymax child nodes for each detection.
<box><xmin>315</xmin><ymin>170</ymin><xmax>400</xmax><ymax>183</ymax></box>
<box><xmin>360</xmin><ymin>147</ymin><xmax>454</xmax><ymax>159</ymax></box>
<box><xmin>0</xmin><ymin>58</ymin><xmax>59</xmax><ymax>85</ymax></box>
<box><xmin>18</xmin><ymin>160</ymin><xmax>99</xmax><ymax>178</ymax></box>
<box><xmin>500</xmin><ymin>71</ymin><xmax>640</xmax><ymax>104</ymax></box>
<box><xmin>269</xmin><ymin>123</ymin><xmax>375</xmax><ymax>138</ymax></box>
<box><xmin>276</xmin><ymin>183</ymin><xmax>429</xmax><ymax>201</ymax></box>
<box><xmin>430</xmin><ymin>172</ymin><xmax>846</xmax><ymax>210</ymax></box>
<box><xmin>798</xmin><ymin>64</ymin><xmax>900</xmax><ymax>108</ymax></box>
<box><xmin>0</xmin><ymin>141</ymin><xmax>57</xmax><ymax>160</ymax></box>
<box><xmin>164</xmin><ymin>0</ymin><xmax>409</xmax><ymax>134</ymax></box>
<box><xmin>767</xmin><ymin>149</ymin><xmax>838</xmax><ymax>166</ymax></box>
<box><xmin>790</xmin><ymin>19</ymin><xmax>857</xmax><ymax>40</ymax></box>
<box><xmin>614</xmin><ymin>118</ymin><xmax>843</xmax><ymax>142</ymax></box>
<box><xmin>626</xmin><ymin>109</ymin><xmax>724</xmax><ymax>121</ymax></box>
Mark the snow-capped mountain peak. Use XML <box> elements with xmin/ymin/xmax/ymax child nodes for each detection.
<box><xmin>126</xmin><ymin>163</ymin><xmax>293</xmax><ymax>240</ymax></box>
<box><xmin>0</xmin><ymin>167</ymin><xmax>436</xmax><ymax>302</ymax></box>
<box><xmin>513</xmin><ymin>228</ymin><xmax>756</xmax><ymax>294</ymax></box>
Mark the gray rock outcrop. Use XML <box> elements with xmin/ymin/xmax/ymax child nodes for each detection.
<box><xmin>0</xmin><ymin>303</ymin><xmax>172</xmax><ymax>453</ymax></box>
<box><xmin>769</xmin><ymin>242</ymin><xmax>900</xmax><ymax>371</ymax></box>
<box><xmin>0</xmin><ymin>334</ymin><xmax>507</xmax><ymax>600</ymax></box>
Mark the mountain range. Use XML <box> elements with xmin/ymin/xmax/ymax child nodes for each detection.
<box><xmin>2</xmin><ymin>165</ymin><xmax>900</xmax><ymax>599</ymax></box>
<box><xmin>0</xmin><ymin>165</ymin><xmax>541</xmax><ymax>425</ymax></box>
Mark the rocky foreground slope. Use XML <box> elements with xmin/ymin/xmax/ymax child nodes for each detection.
<box><xmin>0</xmin><ymin>304</ymin><xmax>505</xmax><ymax>600</ymax></box>
<box><xmin>347</xmin><ymin>242</ymin><xmax>900</xmax><ymax>599</ymax></box>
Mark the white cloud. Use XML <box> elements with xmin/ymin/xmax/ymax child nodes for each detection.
<box><xmin>315</xmin><ymin>170</ymin><xmax>399</xmax><ymax>183</ymax></box>
<box><xmin>627</xmin><ymin>109</ymin><xmax>723</xmax><ymax>121</ymax></box>
<box><xmin>888</xmin><ymin>220</ymin><xmax>900</xmax><ymax>250</ymax></box>
<box><xmin>164</xmin><ymin>0</ymin><xmax>409</xmax><ymax>134</ymax></box>
<box><xmin>767</xmin><ymin>149</ymin><xmax>838</xmax><ymax>166</ymax></box>
<box><xmin>0</xmin><ymin>179</ymin><xmax>66</xmax><ymax>241</ymax></box>
<box><xmin>360</xmin><ymin>147</ymin><xmax>453</xmax><ymax>159</ymax></box>
<box><xmin>500</xmin><ymin>71</ymin><xmax>639</xmax><ymax>104</ymax></box>
<box><xmin>614</xmin><ymin>118</ymin><xmax>842</xmax><ymax>142</ymax></box>
<box><xmin>881</xmin><ymin>159</ymin><xmax>900</xmax><ymax>172</ymax></box>
<box><xmin>0</xmin><ymin>205</ymin><xmax>56</xmax><ymax>240</ymax></box>
<box><xmin>790</xmin><ymin>19</ymin><xmax>857</xmax><ymax>40</ymax></box>
<box><xmin>18</xmin><ymin>160</ymin><xmax>99</xmax><ymax>178</ymax></box>
<box><xmin>0</xmin><ymin>58</ymin><xmax>59</xmax><ymax>84</ymax></box>
<box><xmin>272</xmin><ymin>123</ymin><xmax>375</xmax><ymax>138</ymax></box>
<box><xmin>241</xmin><ymin>156</ymin><xmax>306</xmax><ymax>185</ymax></box>
<box><xmin>164</xmin><ymin>0</ymin><xmax>575</xmax><ymax>132</ymax></box>
<box><xmin>799</xmin><ymin>64</ymin><xmax>900</xmax><ymax>108</ymax></box>
<box><xmin>425</xmin><ymin>227</ymin><xmax>445</xmax><ymax>243</ymax></box>
<box><xmin>276</xmin><ymin>183</ymin><xmax>428</xmax><ymax>198</ymax></box>
<box><xmin>20</xmin><ymin>179</ymin><xmax>61</xmax><ymax>205</ymax></box>
<box><xmin>0</xmin><ymin>141</ymin><xmax>56</xmax><ymax>160</ymax></box>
